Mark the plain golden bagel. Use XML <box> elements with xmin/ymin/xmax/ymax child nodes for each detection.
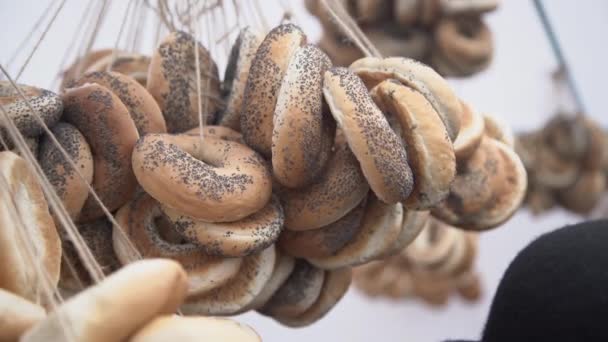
<box><xmin>70</xmin><ymin>71</ymin><xmax>166</xmax><ymax>135</ymax></box>
<box><xmin>349</xmin><ymin>57</ymin><xmax>462</xmax><ymax>141</ymax></box>
<box><xmin>162</xmin><ymin>195</ymin><xmax>284</xmax><ymax>257</ymax></box>
<box><xmin>86</xmin><ymin>52</ymin><xmax>151</xmax><ymax>86</ymax></box>
<box><xmin>21</xmin><ymin>259</ymin><xmax>189</xmax><ymax>342</ymax></box>
<box><xmin>0</xmin><ymin>81</ymin><xmax>62</xmax><ymax>139</ymax></box>
<box><xmin>0</xmin><ymin>288</ymin><xmax>46</xmax><ymax>341</ymax></box>
<box><xmin>323</xmin><ymin>67</ymin><xmax>413</xmax><ymax>203</ymax></box>
<box><xmin>0</xmin><ymin>151</ymin><xmax>61</xmax><ymax>304</ymax></box>
<box><xmin>261</xmin><ymin>260</ymin><xmax>325</xmax><ymax>319</ymax></box>
<box><xmin>218</xmin><ymin>27</ymin><xmax>263</xmax><ymax>130</ymax></box>
<box><xmin>183</xmin><ymin>125</ymin><xmax>244</xmax><ymax>143</ymax></box>
<box><xmin>278</xmin><ymin>196</ymin><xmax>367</xmax><ymax>259</ymax></box>
<box><xmin>241</xmin><ymin>24</ymin><xmax>306</xmax><ymax>157</ymax></box>
<box><xmin>130</xmin><ymin>315</ymin><xmax>261</xmax><ymax>342</ymax></box>
<box><xmin>280</xmin><ymin>137</ymin><xmax>369</xmax><ymax>231</ymax></box>
<box><xmin>113</xmin><ymin>193</ymin><xmax>241</xmax><ymax>296</ymax></box>
<box><xmin>181</xmin><ymin>245</ymin><xmax>276</xmax><ymax>315</ymax></box>
<box><xmin>434</xmin><ymin>17</ymin><xmax>493</xmax><ymax>74</ymax></box>
<box><xmin>273</xmin><ymin>44</ymin><xmax>335</xmax><ymax>188</ymax></box>
<box><xmin>39</xmin><ymin>122</ymin><xmax>94</xmax><ymax>221</ymax></box>
<box><xmin>308</xmin><ymin>197</ymin><xmax>404</xmax><ymax>269</ymax></box>
<box><xmin>148</xmin><ymin>31</ymin><xmax>221</xmax><ymax>132</ymax></box>
<box><xmin>62</xmin><ymin>83</ymin><xmax>139</xmax><ymax>221</ymax></box>
<box><xmin>132</xmin><ymin>133</ymin><xmax>272</xmax><ymax>222</ymax></box>
<box><xmin>371</xmin><ymin>79</ymin><xmax>456</xmax><ymax>209</ymax></box>
<box><xmin>453</xmin><ymin>101</ymin><xmax>485</xmax><ymax>161</ymax></box>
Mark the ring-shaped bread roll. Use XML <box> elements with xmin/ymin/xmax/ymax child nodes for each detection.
<box><xmin>261</xmin><ymin>260</ymin><xmax>325</xmax><ymax>319</ymax></box>
<box><xmin>181</xmin><ymin>245</ymin><xmax>276</xmax><ymax>315</ymax></box>
<box><xmin>350</xmin><ymin>57</ymin><xmax>462</xmax><ymax>141</ymax></box>
<box><xmin>0</xmin><ymin>151</ymin><xmax>61</xmax><ymax>304</ymax></box>
<box><xmin>434</xmin><ymin>17</ymin><xmax>493</xmax><ymax>74</ymax></box>
<box><xmin>280</xmin><ymin>137</ymin><xmax>369</xmax><ymax>231</ymax></box>
<box><xmin>363</xmin><ymin>26</ymin><xmax>431</xmax><ymax>62</ymax></box>
<box><xmin>323</xmin><ymin>67</ymin><xmax>413</xmax><ymax>204</ymax></box>
<box><xmin>317</xmin><ymin>34</ymin><xmax>364</xmax><ymax>67</ymax></box>
<box><xmin>557</xmin><ymin>170</ymin><xmax>606</xmax><ymax>215</ymax></box>
<box><xmin>440</xmin><ymin>0</ymin><xmax>499</xmax><ymax>15</ymax></box>
<box><xmin>60</xmin><ymin>49</ymin><xmax>115</xmax><ymax>89</ymax></box>
<box><xmin>86</xmin><ymin>53</ymin><xmax>151</xmax><ymax>86</ymax></box>
<box><xmin>278</xmin><ymin>196</ymin><xmax>367</xmax><ymax>259</ymax></box>
<box><xmin>241</xmin><ymin>251</ymin><xmax>295</xmax><ymax>312</ymax></box>
<box><xmin>395</xmin><ymin>0</ymin><xmax>421</xmax><ymax>26</ymax></box>
<box><xmin>241</xmin><ymin>24</ymin><xmax>306</xmax><ymax>157</ymax></box>
<box><xmin>218</xmin><ymin>27</ymin><xmax>263</xmax><ymax>130</ymax></box>
<box><xmin>113</xmin><ymin>193</ymin><xmax>241</xmax><ymax>296</ymax></box>
<box><xmin>483</xmin><ymin>112</ymin><xmax>514</xmax><ymax>147</ymax></box>
<box><xmin>39</xmin><ymin>123</ymin><xmax>93</xmax><ymax>221</ymax></box>
<box><xmin>0</xmin><ymin>81</ymin><xmax>62</xmax><ymax>140</ymax></box>
<box><xmin>161</xmin><ymin>196</ymin><xmax>284</xmax><ymax>257</ymax></box>
<box><xmin>371</xmin><ymin>79</ymin><xmax>456</xmax><ymax>209</ymax></box>
<box><xmin>308</xmin><ymin>197</ymin><xmax>404</xmax><ymax>269</ymax></box>
<box><xmin>62</xmin><ymin>83</ymin><xmax>139</xmax><ymax>221</ymax></box>
<box><xmin>273</xmin><ymin>44</ymin><xmax>335</xmax><ymax>188</ymax></box>
<box><xmin>71</xmin><ymin>71</ymin><xmax>166</xmax><ymax>135</ymax></box>
<box><xmin>382</xmin><ymin>209</ymin><xmax>430</xmax><ymax>257</ymax></box>
<box><xmin>148</xmin><ymin>31</ymin><xmax>221</xmax><ymax>132</ymax></box>
<box><xmin>453</xmin><ymin>101</ymin><xmax>485</xmax><ymax>161</ymax></box>
<box><xmin>273</xmin><ymin>267</ymin><xmax>351</xmax><ymax>327</ymax></box>
<box><xmin>183</xmin><ymin>125</ymin><xmax>244</xmax><ymax>143</ymax></box>
<box><xmin>132</xmin><ymin>133</ymin><xmax>272</xmax><ymax>222</ymax></box>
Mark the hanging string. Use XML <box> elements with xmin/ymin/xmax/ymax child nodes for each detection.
<box><xmin>15</xmin><ymin>0</ymin><xmax>68</xmax><ymax>82</ymax></box>
<box><xmin>74</xmin><ymin>0</ymin><xmax>111</xmax><ymax>78</ymax></box>
<box><xmin>107</xmin><ymin>0</ymin><xmax>136</xmax><ymax>72</ymax></box>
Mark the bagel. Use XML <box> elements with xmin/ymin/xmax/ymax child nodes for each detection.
<box><xmin>524</xmin><ymin>183</ymin><xmax>556</xmax><ymax>215</ymax></box>
<box><xmin>483</xmin><ymin>112</ymin><xmax>514</xmax><ymax>148</ymax></box>
<box><xmin>0</xmin><ymin>151</ymin><xmax>61</xmax><ymax>304</ymax></box>
<box><xmin>39</xmin><ymin>122</ymin><xmax>94</xmax><ymax>220</ymax></box>
<box><xmin>21</xmin><ymin>259</ymin><xmax>189</xmax><ymax>342</ymax></box>
<box><xmin>354</xmin><ymin>0</ymin><xmax>391</xmax><ymax>24</ymax></box>
<box><xmin>383</xmin><ymin>209</ymin><xmax>430</xmax><ymax>257</ymax></box>
<box><xmin>161</xmin><ymin>195</ymin><xmax>284</xmax><ymax>257</ymax></box>
<box><xmin>181</xmin><ymin>245</ymin><xmax>276</xmax><ymax>315</ymax></box>
<box><xmin>395</xmin><ymin>0</ymin><xmax>421</xmax><ymax>26</ymax></box>
<box><xmin>113</xmin><ymin>193</ymin><xmax>241</xmax><ymax>296</ymax></box>
<box><xmin>218</xmin><ymin>27</ymin><xmax>263</xmax><ymax>130</ymax></box>
<box><xmin>308</xmin><ymin>196</ymin><xmax>404</xmax><ymax>269</ymax></box>
<box><xmin>371</xmin><ymin>79</ymin><xmax>456</xmax><ymax>209</ymax></box>
<box><xmin>533</xmin><ymin>143</ymin><xmax>579</xmax><ymax>189</ymax></box>
<box><xmin>132</xmin><ymin>133</ymin><xmax>272</xmax><ymax>222</ymax></box>
<box><xmin>350</xmin><ymin>57</ymin><xmax>462</xmax><ymax>141</ymax></box>
<box><xmin>129</xmin><ymin>316</ymin><xmax>261</xmax><ymax>342</ymax></box>
<box><xmin>323</xmin><ymin>67</ymin><xmax>413</xmax><ymax>203</ymax></box>
<box><xmin>70</xmin><ymin>71</ymin><xmax>166</xmax><ymax>135</ymax></box>
<box><xmin>440</xmin><ymin>0</ymin><xmax>499</xmax><ymax>15</ymax></box>
<box><xmin>433</xmin><ymin>137</ymin><xmax>527</xmax><ymax>230</ymax></box>
<box><xmin>59</xmin><ymin>218</ymin><xmax>120</xmax><ymax>292</ymax></box>
<box><xmin>411</xmin><ymin>270</ymin><xmax>451</xmax><ymax>306</ymax></box>
<box><xmin>242</xmin><ymin>251</ymin><xmax>295</xmax><ymax>311</ymax></box>
<box><xmin>582</xmin><ymin>117</ymin><xmax>606</xmax><ymax>170</ymax></box>
<box><xmin>405</xmin><ymin>217</ymin><xmax>459</xmax><ymax>268</ymax></box>
<box><xmin>363</xmin><ymin>25</ymin><xmax>431</xmax><ymax>62</ymax></box>
<box><xmin>273</xmin><ymin>44</ymin><xmax>334</xmax><ymax>189</ymax></box>
<box><xmin>148</xmin><ymin>31</ymin><xmax>221</xmax><ymax>133</ymax></box>
<box><xmin>261</xmin><ymin>260</ymin><xmax>325</xmax><ymax>318</ymax></box>
<box><xmin>0</xmin><ymin>288</ymin><xmax>46</xmax><ymax>341</ymax></box>
<box><xmin>86</xmin><ymin>52</ymin><xmax>151</xmax><ymax>86</ymax></box>
<box><xmin>62</xmin><ymin>83</ymin><xmax>139</xmax><ymax>221</ymax></box>
<box><xmin>434</xmin><ymin>17</ymin><xmax>493</xmax><ymax>75</ymax></box>
<box><xmin>278</xmin><ymin>196</ymin><xmax>367</xmax><ymax>259</ymax></box>
<box><xmin>183</xmin><ymin>125</ymin><xmax>243</xmax><ymax>143</ymax></box>
<box><xmin>274</xmin><ymin>267</ymin><xmax>352</xmax><ymax>327</ymax></box>
<box><xmin>280</xmin><ymin>136</ymin><xmax>369</xmax><ymax>230</ymax></box>
<box><xmin>241</xmin><ymin>24</ymin><xmax>306</xmax><ymax>156</ymax></box>
<box><xmin>541</xmin><ymin>115</ymin><xmax>587</xmax><ymax>161</ymax></box>
<box><xmin>557</xmin><ymin>170</ymin><xmax>606</xmax><ymax>215</ymax></box>
<box><xmin>60</xmin><ymin>49</ymin><xmax>115</xmax><ymax>89</ymax></box>
<box><xmin>453</xmin><ymin>101</ymin><xmax>485</xmax><ymax>161</ymax></box>
<box><xmin>0</xmin><ymin>81</ymin><xmax>62</xmax><ymax>140</ymax></box>
<box><xmin>317</xmin><ymin>33</ymin><xmax>364</xmax><ymax>67</ymax></box>
<box><xmin>456</xmin><ymin>271</ymin><xmax>482</xmax><ymax>301</ymax></box>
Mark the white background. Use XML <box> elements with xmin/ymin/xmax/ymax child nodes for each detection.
<box><xmin>1</xmin><ymin>1</ymin><xmax>607</xmax><ymax>341</ymax></box>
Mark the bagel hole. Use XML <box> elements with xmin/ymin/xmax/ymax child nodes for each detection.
<box><xmin>155</xmin><ymin>215</ymin><xmax>188</xmax><ymax>244</ymax></box>
<box><xmin>456</xmin><ymin>18</ymin><xmax>480</xmax><ymax>39</ymax></box>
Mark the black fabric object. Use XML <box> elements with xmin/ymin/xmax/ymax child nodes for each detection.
<box><xmin>481</xmin><ymin>219</ymin><xmax>608</xmax><ymax>342</ymax></box>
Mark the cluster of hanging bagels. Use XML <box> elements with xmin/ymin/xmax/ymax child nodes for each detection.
<box><xmin>516</xmin><ymin>114</ymin><xmax>608</xmax><ymax>216</ymax></box>
<box><xmin>354</xmin><ymin>216</ymin><xmax>481</xmax><ymax>306</ymax></box>
<box><xmin>0</xmin><ymin>15</ymin><xmax>527</xmax><ymax>336</ymax></box>
<box><xmin>305</xmin><ymin>0</ymin><xmax>498</xmax><ymax>77</ymax></box>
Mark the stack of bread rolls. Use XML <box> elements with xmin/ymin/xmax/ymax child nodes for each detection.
<box><xmin>516</xmin><ymin>114</ymin><xmax>607</xmax><ymax>216</ymax></box>
<box><xmin>305</xmin><ymin>0</ymin><xmax>498</xmax><ymax>77</ymax></box>
<box><xmin>353</xmin><ymin>217</ymin><xmax>481</xmax><ymax>306</ymax></box>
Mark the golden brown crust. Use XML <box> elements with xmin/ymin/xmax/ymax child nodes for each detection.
<box><xmin>39</xmin><ymin>123</ymin><xmax>93</xmax><ymax>221</ymax></box>
<box><xmin>371</xmin><ymin>80</ymin><xmax>456</xmax><ymax>209</ymax></box>
<box><xmin>71</xmin><ymin>71</ymin><xmax>166</xmax><ymax>135</ymax></box>
<box><xmin>132</xmin><ymin>134</ymin><xmax>272</xmax><ymax>222</ymax></box>
<box><xmin>241</xmin><ymin>24</ymin><xmax>306</xmax><ymax>156</ymax></box>
<box><xmin>0</xmin><ymin>151</ymin><xmax>61</xmax><ymax>304</ymax></box>
<box><xmin>147</xmin><ymin>31</ymin><xmax>221</xmax><ymax>133</ymax></box>
<box><xmin>62</xmin><ymin>83</ymin><xmax>139</xmax><ymax>221</ymax></box>
<box><xmin>323</xmin><ymin>67</ymin><xmax>413</xmax><ymax>203</ymax></box>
